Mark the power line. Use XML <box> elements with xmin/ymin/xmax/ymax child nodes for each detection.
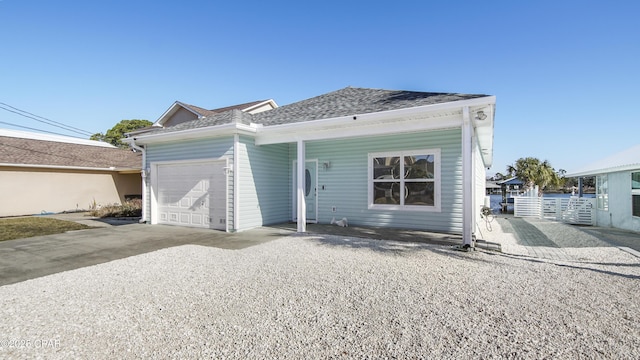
<box><xmin>0</xmin><ymin>120</ymin><xmax>87</xmax><ymax>138</ymax></box>
<box><xmin>0</xmin><ymin>102</ymin><xmax>94</xmax><ymax>137</ymax></box>
<box><xmin>0</xmin><ymin>102</ymin><xmax>94</xmax><ymax>135</ymax></box>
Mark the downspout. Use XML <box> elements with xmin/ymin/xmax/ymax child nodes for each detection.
<box><xmin>129</xmin><ymin>139</ymin><xmax>147</xmax><ymax>223</ymax></box>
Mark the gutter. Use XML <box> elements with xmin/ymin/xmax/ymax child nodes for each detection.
<box><xmin>0</xmin><ymin>163</ymin><xmax>139</xmax><ymax>173</ymax></box>
<box><xmin>129</xmin><ymin>123</ymin><xmax>258</xmax><ymax>145</ymax></box>
<box><xmin>566</xmin><ymin>164</ymin><xmax>640</xmax><ymax>178</ymax></box>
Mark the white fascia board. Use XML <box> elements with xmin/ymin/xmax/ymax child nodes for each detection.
<box><xmin>256</xmin><ymin>115</ymin><xmax>462</xmax><ymax>145</ymax></box>
<box><xmin>154</xmin><ymin>101</ymin><xmax>180</xmax><ymax>126</ymax></box>
<box><xmin>472</xmin><ymin>103</ymin><xmax>496</xmax><ymax>168</ymax></box>
<box><xmin>244</xmin><ymin>99</ymin><xmax>278</xmax><ymax>112</ymax></box>
<box><xmin>566</xmin><ymin>164</ymin><xmax>640</xmax><ymax>178</ymax></box>
<box><xmin>0</xmin><ymin>163</ymin><xmax>140</xmax><ymax>172</ymax></box>
<box><xmin>128</xmin><ymin>123</ymin><xmax>257</xmax><ymax>145</ymax></box>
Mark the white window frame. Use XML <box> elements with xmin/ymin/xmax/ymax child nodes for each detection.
<box><xmin>368</xmin><ymin>149</ymin><xmax>441</xmax><ymax>212</ymax></box>
<box><xmin>596</xmin><ymin>174</ymin><xmax>608</xmax><ymax>211</ymax></box>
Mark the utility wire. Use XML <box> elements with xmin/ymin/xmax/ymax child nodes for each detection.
<box><xmin>0</xmin><ymin>102</ymin><xmax>94</xmax><ymax>137</ymax></box>
<box><xmin>0</xmin><ymin>120</ymin><xmax>86</xmax><ymax>138</ymax></box>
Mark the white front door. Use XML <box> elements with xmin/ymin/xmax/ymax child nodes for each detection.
<box><xmin>293</xmin><ymin>160</ymin><xmax>317</xmax><ymax>223</ymax></box>
<box><xmin>155</xmin><ymin>160</ymin><xmax>226</xmax><ymax>230</ymax></box>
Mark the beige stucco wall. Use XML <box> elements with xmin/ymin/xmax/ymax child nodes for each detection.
<box><xmin>0</xmin><ymin>167</ymin><xmax>142</xmax><ymax>217</ymax></box>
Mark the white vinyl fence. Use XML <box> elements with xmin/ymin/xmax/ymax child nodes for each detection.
<box><xmin>514</xmin><ymin>196</ymin><xmax>595</xmax><ymax>225</ymax></box>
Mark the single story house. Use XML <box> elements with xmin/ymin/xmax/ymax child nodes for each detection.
<box><xmin>126</xmin><ymin>87</ymin><xmax>496</xmax><ymax>245</ymax></box>
<box><xmin>495</xmin><ymin>177</ymin><xmax>525</xmax><ymax>213</ymax></box>
<box><xmin>567</xmin><ymin>144</ymin><xmax>640</xmax><ymax>232</ymax></box>
<box><xmin>0</xmin><ymin>129</ymin><xmax>142</xmax><ymax>217</ymax></box>
<box><xmin>485</xmin><ymin>181</ymin><xmax>501</xmax><ymax>195</ymax></box>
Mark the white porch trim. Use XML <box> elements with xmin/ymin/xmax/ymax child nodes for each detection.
<box><xmin>296</xmin><ymin>140</ymin><xmax>306</xmax><ymax>232</ymax></box>
<box><xmin>462</xmin><ymin>106</ymin><xmax>473</xmax><ymax>246</ymax></box>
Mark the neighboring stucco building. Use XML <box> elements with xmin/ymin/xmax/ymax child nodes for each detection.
<box><xmin>0</xmin><ymin>129</ymin><xmax>142</xmax><ymax>217</ymax></box>
<box><xmin>567</xmin><ymin>144</ymin><xmax>640</xmax><ymax>232</ymax></box>
<box><xmin>127</xmin><ymin>87</ymin><xmax>496</xmax><ymax>245</ymax></box>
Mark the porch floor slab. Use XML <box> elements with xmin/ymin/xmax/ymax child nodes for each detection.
<box><xmin>273</xmin><ymin>223</ymin><xmax>501</xmax><ymax>251</ymax></box>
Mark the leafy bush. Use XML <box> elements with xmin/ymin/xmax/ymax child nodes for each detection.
<box><xmin>89</xmin><ymin>199</ymin><xmax>142</xmax><ymax>218</ymax></box>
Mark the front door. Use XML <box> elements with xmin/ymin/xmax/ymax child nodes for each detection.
<box><xmin>293</xmin><ymin>160</ymin><xmax>317</xmax><ymax>223</ymax></box>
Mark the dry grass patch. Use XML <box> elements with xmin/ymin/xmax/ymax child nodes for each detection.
<box><xmin>0</xmin><ymin>217</ymin><xmax>91</xmax><ymax>241</ymax></box>
<box><xmin>89</xmin><ymin>199</ymin><xmax>142</xmax><ymax>218</ymax></box>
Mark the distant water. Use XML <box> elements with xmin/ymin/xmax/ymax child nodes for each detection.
<box><xmin>488</xmin><ymin>193</ymin><xmax>595</xmax><ymax>213</ymax></box>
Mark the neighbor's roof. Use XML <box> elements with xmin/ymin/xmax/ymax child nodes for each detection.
<box><xmin>135</xmin><ymin>99</ymin><xmax>271</xmax><ymax>136</ymax></box>
<box><xmin>566</xmin><ymin>144</ymin><xmax>640</xmax><ymax>177</ymax></box>
<box><xmin>178</xmin><ymin>100</ymin><xmax>267</xmax><ymax>118</ymax></box>
<box><xmin>143</xmin><ymin>87</ymin><xmax>489</xmax><ymax>135</ymax></box>
<box><xmin>486</xmin><ymin>181</ymin><xmax>501</xmax><ymax>189</ymax></box>
<box><xmin>0</xmin><ymin>128</ymin><xmax>115</xmax><ymax>148</ymax></box>
<box><xmin>497</xmin><ymin>177</ymin><xmax>524</xmax><ymax>186</ymax></box>
<box><xmin>145</xmin><ymin>109</ymin><xmax>253</xmax><ymax>135</ymax></box>
<box><xmin>0</xmin><ymin>131</ymin><xmax>141</xmax><ymax>170</ymax></box>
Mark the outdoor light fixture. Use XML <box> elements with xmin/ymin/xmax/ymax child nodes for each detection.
<box><xmin>475</xmin><ymin>111</ymin><xmax>487</xmax><ymax>121</ymax></box>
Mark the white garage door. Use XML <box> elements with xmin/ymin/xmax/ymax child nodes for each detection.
<box><xmin>156</xmin><ymin>160</ymin><xmax>226</xmax><ymax>230</ymax></box>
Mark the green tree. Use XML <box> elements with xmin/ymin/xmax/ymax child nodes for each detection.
<box><xmin>91</xmin><ymin>119</ymin><xmax>152</xmax><ymax>148</ymax></box>
<box><xmin>490</xmin><ymin>172</ymin><xmax>506</xmax><ymax>181</ymax></box>
<box><xmin>506</xmin><ymin>157</ymin><xmax>561</xmax><ymax>193</ymax></box>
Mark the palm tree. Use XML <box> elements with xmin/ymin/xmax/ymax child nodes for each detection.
<box><xmin>506</xmin><ymin>157</ymin><xmax>560</xmax><ymax>194</ymax></box>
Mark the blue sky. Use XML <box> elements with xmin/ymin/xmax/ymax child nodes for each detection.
<box><xmin>1</xmin><ymin>0</ymin><xmax>638</xmax><ymax>175</ymax></box>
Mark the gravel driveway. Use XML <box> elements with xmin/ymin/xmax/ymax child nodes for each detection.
<box><xmin>1</xmin><ymin>230</ymin><xmax>639</xmax><ymax>359</ymax></box>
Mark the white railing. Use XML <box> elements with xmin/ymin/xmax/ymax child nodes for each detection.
<box><xmin>514</xmin><ymin>196</ymin><xmax>595</xmax><ymax>225</ymax></box>
<box><xmin>513</xmin><ymin>197</ymin><xmax>541</xmax><ymax>218</ymax></box>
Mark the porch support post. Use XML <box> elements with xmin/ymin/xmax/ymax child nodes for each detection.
<box><xmin>462</xmin><ymin>106</ymin><xmax>473</xmax><ymax>247</ymax></box>
<box><xmin>296</xmin><ymin>140</ymin><xmax>307</xmax><ymax>232</ymax></box>
<box><xmin>578</xmin><ymin>177</ymin><xmax>584</xmax><ymax>198</ymax></box>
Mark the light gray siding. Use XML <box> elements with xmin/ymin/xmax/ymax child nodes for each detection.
<box><xmin>596</xmin><ymin>170</ymin><xmax>640</xmax><ymax>232</ymax></box>
<box><xmin>144</xmin><ymin>138</ymin><xmax>234</xmax><ymax>226</ymax></box>
<box><xmin>296</xmin><ymin>128</ymin><xmax>464</xmax><ymax>233</ymax></box>
<box><xmin>236</xmin><ymin>135</ymin><xmax>289</xmax><ymax>230</ymax></box>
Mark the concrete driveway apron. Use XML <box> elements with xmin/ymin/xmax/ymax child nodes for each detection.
<box><xmin>0</xmin><ymin>224</ymin><xmax>292</xmax><ymax>286</ymax></box>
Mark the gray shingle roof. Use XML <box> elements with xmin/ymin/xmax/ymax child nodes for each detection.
<box><xmin>142</xmin><ymin>87</ymin><xmax>489</xmax><ymax>136</ymax></box>
<box><xmin>0</xmin><ymin>136</ymin><xmax>142</xmax><ymax>169</ymax></box>
<box><xmin>252</xmin><ymin>87</ymin><xmax>489</xmax><ymax>126</ymax></box>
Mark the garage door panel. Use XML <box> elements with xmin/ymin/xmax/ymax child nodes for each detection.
<box><xmin>156</xmin><ymin>160</ymin><xmax>226</xmax><ymax>230</ymax></box>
